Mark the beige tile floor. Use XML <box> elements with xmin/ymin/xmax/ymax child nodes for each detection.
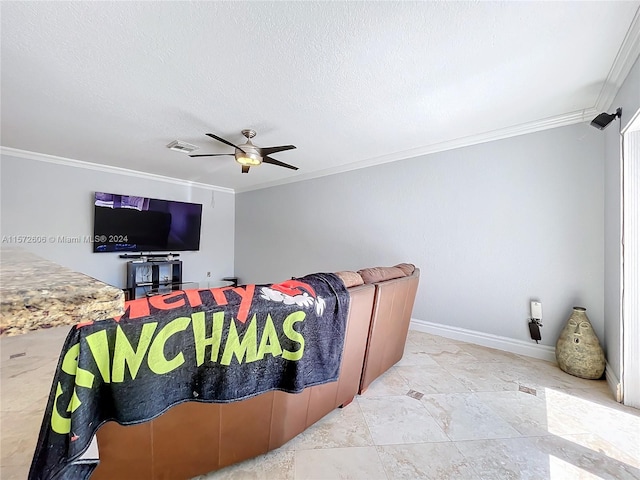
<box><xmin>2</xmin><ymin>327</ymin><xmax>639</xmax><ymax>479</ymax></box>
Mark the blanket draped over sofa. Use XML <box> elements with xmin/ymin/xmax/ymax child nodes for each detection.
<box><xmin>29</xmin><ymin>272</ymin><xmax>350</xmax><ymax>480</ymax></box>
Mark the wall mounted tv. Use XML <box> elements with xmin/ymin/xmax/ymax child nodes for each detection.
<box><xmin>93</xmin><ymin>192</ymin><xmax>203</xmax><ymax>253</ymax></box>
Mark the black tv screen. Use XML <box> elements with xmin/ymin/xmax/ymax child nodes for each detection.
<box><xmin>93</xmin><ymin>192</ymin><xmax>202</xmax><ymax>253</ymax></box>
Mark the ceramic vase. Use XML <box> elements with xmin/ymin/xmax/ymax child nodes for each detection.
<box><xmin>555</xmin><ymin>307</ymin><xmax>605</xmax><ymax>379</ymax></box>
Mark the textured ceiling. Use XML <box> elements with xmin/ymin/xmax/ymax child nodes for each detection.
<box><xmin>1</xmin><ymin>1</ymin><xmax>639</xmax><ymax>192</ymax></box>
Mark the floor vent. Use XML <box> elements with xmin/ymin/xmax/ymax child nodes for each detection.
<box><xmin>519</xmin><ymin>385</ymin><xmax>537</xmax><ymax>396</ymax></box>
<box><xmin>406</xmin><ymin>389</ymin><xmax>424</xmax><ymax>400</ymax></box>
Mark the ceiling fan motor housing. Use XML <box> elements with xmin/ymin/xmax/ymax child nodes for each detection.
<box><xmin>235</xmin><ymin>142</ymin><xmax>262</xmax><ymax>166</ymax></box>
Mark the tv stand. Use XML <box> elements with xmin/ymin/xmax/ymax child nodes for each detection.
<box><xmin>126</xmin><ymin>260</ymin><xmax>182</xmax><ymax>300</ymax></box>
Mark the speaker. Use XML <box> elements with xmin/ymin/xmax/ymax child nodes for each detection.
<box><xmin>590</xmin><ymin>108</ymin><xmax>621</xmax><ymax>130</ymax></box>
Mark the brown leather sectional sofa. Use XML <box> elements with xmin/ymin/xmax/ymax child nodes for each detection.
<box><xmin>92</xmin><ymin>266</ymin><xmax>419</xmax><ymax>479</ymax></box>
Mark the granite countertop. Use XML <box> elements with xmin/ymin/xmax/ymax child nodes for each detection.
<box><xmin>0</xmin><ymin>249</ymin><xmax>125</xmax><ymax>336</ymax></box>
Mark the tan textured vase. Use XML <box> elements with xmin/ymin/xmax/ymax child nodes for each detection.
<box><xmin>556</xmin><ymin>307</ymin><xmax>605</xmax><ymax>379</ymax></box>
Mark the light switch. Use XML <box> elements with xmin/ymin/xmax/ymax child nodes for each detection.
<box><xmin>531</xmin><ymin>301</ymin><xmax>542</xmax><ymax>320</ymax></box>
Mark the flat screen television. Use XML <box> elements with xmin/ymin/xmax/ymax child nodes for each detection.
<box><xmin>93</xmin><ymin>192</ymin><xmax>203</xmax><ymax>253</ymax></box>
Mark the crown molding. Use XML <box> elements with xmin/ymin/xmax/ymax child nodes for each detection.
<box><xmin>0</xmin><ymin>146</ymin><xmax>234</xmax><ymax>194</ymax></box>
<box><xmin>236</xmin><ymin>107</ymin><xmax>598</xmax><ymax>193</ymax></box>
<box><xmin>0</xmin><ymin>106</ymin><xmax>600</xmax><ymax>197</ymax></box>
<box><xmin>595</xmin><ymin>5</ymin><xmax>640</xmax><ymax>112</ymax></box>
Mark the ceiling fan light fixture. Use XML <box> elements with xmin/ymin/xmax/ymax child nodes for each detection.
<box><xmin>235</xmin><ymin>153</ymin><xmax>261</xmax><ymax>166</ymax></box>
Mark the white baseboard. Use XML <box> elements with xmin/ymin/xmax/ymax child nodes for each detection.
<box><xmin>410</xmin><ymin>318</ymin><xmax>557</xmax><ymax>363</ymax></box>
<box><xmin>605</xmin><ymin>362</ymin><xmax>623</xmax><ymax>403</ymax></box>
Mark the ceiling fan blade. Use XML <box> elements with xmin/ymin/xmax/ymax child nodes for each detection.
<box><xmin>258</xmin><ymin>145</ymin><xmax>297</xmax><ymax>157</ymax></box>
<box><xmin>263</xmin><ymin>156</ymin><xmax>299</xmax><ymax>171</ymax></box>
<box><xmin>241</xmin><ymin>165</ymin><xmax>250</xmax><ymax>174</ymax></box>
<box><xmin>206</xmin><ymin>133</ymin><xmax>246</xmax><ymax>154</ymax></box>
<box><xmin>189</xmin><ymin>153</ymin><xmax>234</xmax><ymax>158</ymax></box>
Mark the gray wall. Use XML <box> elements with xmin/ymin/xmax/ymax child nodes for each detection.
<box><xmin>0</xmin><ymin>154</ymin><xmax>235</xmax><ymax>289</ymax></box>
<box><xmin>604</xmin><ymin>55</ymin><xmax>640</xmax><ymax>380</ymax></box>
<box><xmin>236</xmin><ymin>123</ymin><xmax>605</xmax><ymax>348</ymax></box>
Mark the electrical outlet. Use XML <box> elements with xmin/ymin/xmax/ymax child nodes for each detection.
<box><xmin>529</xmin><ymin>320</ymin><xmax>542</xmax><ymax>341</ymax></box>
